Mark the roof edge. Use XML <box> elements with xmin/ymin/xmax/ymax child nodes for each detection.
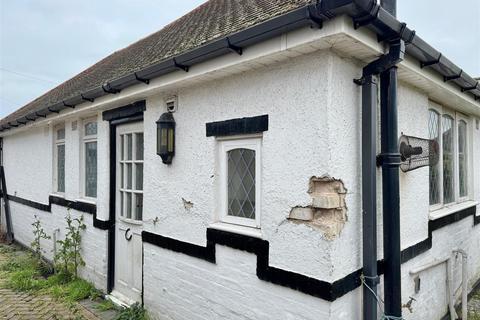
<box><xmin>1</xmin><ymin>1</ymin><xmax>478</xmax><ymax>132</ymax></box>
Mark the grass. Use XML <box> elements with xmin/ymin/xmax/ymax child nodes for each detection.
<box><xmin>0</xmin><ymin>243</ymin><xmax>149</xmax><ymax>320</ymax></box>
<box><xmin>0</xmin><ymin>244</ymin><xmax>100</xmax><ymax>304</ymax></box>
<box><xmin>116</xmin><ymin>303</ymin><xmax>149</xmax><ymax>320</ymax></box>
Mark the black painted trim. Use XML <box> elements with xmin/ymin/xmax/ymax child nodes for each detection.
<box><xmin>7</xmin><ymin>194</ymin><xmax>50</xmax><ymax>211</ymax></box>
<box><xmin>0</xmin><ymin>193</ymin><xmax>110</xmax><ymax>230</ymax></box>
<box><xmin>142</xmin><ymin>205</ymin><xmax>478</xmax><ymax>302</ymax></box>
<box><xmin>206</xmin><ymin>115</ymin><xmax>268</xmax><ymax>137</ymax></box>
<box><xmin>104</xmin><ymin>100</ymin><xmax>145</xmax><ymax>293</ymax></box>
<box><xmin>102</xmin><ymin>100</ymin><xmax>146</xmax><ymax>122</ymax></box>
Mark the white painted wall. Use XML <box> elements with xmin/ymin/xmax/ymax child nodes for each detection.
<box><xmin>1</xmin><ymin>113</ymin><xmax>109</xmax><ymax>291</ymax></box>
<box><xmin>1</xmin><ymin>43</ymin><xmax>479</xmax><ymax>320</ymax></box>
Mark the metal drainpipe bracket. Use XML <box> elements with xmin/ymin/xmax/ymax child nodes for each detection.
<box><xmin>376</xmin><ymin>152</ymin><xmax>402</xmax><ymax>167</ymax></box>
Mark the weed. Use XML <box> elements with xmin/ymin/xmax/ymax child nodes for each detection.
<box><xmin>31</xmin><ymin>215</ymin><xmax>51</xmax><ymax>261</ymax></box>
<box><xmin>95</xmin><ymin>299</ymin><xmax>118</xmax><ymax>312</ymax></box>
<box><xmin>116</xmin><ymin>303</ymin><xmax>149</xmax><ymax>320</ymax></box>
<box><xmin>54</xmin><ymin>212</ymin><xmax>86</xmax><ymax>279</ymax></box>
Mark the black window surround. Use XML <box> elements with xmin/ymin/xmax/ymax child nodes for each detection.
<box><xmin>206</xmin><ymin>115</ymin><xmax>268</xmax><ymax>137</ymax></box>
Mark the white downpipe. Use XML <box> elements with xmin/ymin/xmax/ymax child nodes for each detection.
<box><xmin>446</xmin><ymin>257</ymin><xmax>456</xmax><ymax>320</ymax></box>
<box><xmin>453</xmin><ymin>249</ymin><xmax>468</xmax><ymax>320</ymax></box>
<box><xmin>52</xmin><ymin>228</ymin><xmax>60</xmax><ymax>255</ymax></box>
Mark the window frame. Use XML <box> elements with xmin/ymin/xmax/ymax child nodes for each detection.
<box><xmin>80</xmin><ymin>117</ymin><xmax>98</xmax><ymax>200</ymax></box>
<box><xmin>218</xmin><ymin>135</ymin><xmax>262</xmax><ymax>229</ymax></box>
<box><xmin>53</xmin><ymin>124</ymin><xmax>66</xmax><ymax>195</ymax></box>
<box><xmin>456</xmin><ymin>113</ymin><xmax>470</xmax><ymax>203</ymax></box>
<box><xmin>428</xmin><ymin>104</ymin><xmax>472</xmax><ymax>211</ymax></box>
<box><xmin>116</xmin><ymin>122</ymin><xmax>144</xmax><ymax>223</ymax></box>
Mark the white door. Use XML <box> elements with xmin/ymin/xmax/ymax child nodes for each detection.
<box><xmin>112</xmin><ymin>122</ymin><xmax>144</xmax><ymax>305</ymax></box>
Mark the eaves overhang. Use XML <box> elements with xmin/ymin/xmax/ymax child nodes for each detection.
<box><xmin>1</xmin><ymin>0</ymin><xmax>478</xmax><ymax>133</ymax></box>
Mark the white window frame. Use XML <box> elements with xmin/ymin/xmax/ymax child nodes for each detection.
<box><xmin>53</xmin><ymin>124</ymin><xmax>66</xmax><ymax>194</ymax></box>
<box><xmin>80</xmin><ymin>117</ymin><xmax>98</xmax><ymax>200</ymax></box>
<box><xmin>218</xmin><ymin>135</ymin><xmax>262</xmax><ymax>229</ymax></box>
<box><xmin>428</xmin><ymin>104</ymin><xmax>472</xmax><ymax>212</ymax></box>
<box><xmin>116</xmin><ymin>122</ymin><xmax>144</xmax><ymax>223</ymax></box>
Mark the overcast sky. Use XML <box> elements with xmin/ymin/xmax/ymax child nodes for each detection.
<box><xmin>1</xmin><ymin>0</ymin><xmax>479</xmax><ymax>119</ymax></box>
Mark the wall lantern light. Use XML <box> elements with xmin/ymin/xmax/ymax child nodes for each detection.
<box><xmin>156</xmin><ymin>112</ymin><xmax>175</xmax><ymax>164</ymax></box>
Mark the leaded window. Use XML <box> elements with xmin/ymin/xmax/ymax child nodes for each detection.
<box><xmin>228</xmin><ymin>148</ymin><xmax>256</xmax><ymax>219</ymax></box>
<box><xmin>83</xmin><ymin>120</ymin><xmax>97</xmax><ymax>198</ymax></box>
<box><xmin>428</xmin><ymin>107</ymin><xmax>470</xmax><ymax>210</ymax></box>
<box><xmin>428</xmin><ymin>110</ymin><xmax>440</xmax><ymax>205</ymax></box>
<box><xmin>458</xmin><ymin>120</ymin><xmax>468</xmax><ymax>198</ymax></box>
<box><xmin>219</xmin><ymin>137</ymin><xmax>261</xmax><ymax>228</ymax></box>
<box><xmin>54</xmin><ymin>125</ymin><xmax>65</xmax><ymax>193</ymax></box>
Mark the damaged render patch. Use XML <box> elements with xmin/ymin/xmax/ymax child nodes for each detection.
<box><xmin>289</xmin><ymin>176</ymin><xmax>348</xmax><ymax>240</ymax></box>
<box><xmin>182</xmin><ymin>198</ymin><xmax>194</xmax><ymax>210</ymax></box>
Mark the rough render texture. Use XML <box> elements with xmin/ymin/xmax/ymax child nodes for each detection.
<box><xmin>1</xmin><ymin>46</ymin><xmax>479</xmax><ymax>320</ymax></box>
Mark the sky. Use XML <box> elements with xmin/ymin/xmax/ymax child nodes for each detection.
<box><xmin>0</xmin><ymin>0</ymin><xmax>479</xmax><ymax>119</ymax></box>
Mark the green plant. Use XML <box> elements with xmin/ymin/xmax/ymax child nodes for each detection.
<box><xmin>31</xmin><ymin>215</ymin><xmax>51</xmax><ymax>261</ymax></box>
<box><xmin>116</xmin><ymin>303</ymin><xmax>149</xmax><ymax>320</ymax></box>
<box><xmin>54</xmin><ymin>212</ymin><xmax>86</xmax><ymax>279</ymax></box>
<box><xmin>95</xmin><ymin>299</ymin><xmax>118</xmax><ymax>312</ymax></box>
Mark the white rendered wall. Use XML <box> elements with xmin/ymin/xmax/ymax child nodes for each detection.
<box><xmin>1</xmin><ymin>113</ymin><xmax>109</xmax><ymax>291</ymax></box>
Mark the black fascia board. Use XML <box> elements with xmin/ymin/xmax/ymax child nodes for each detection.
<box><xmin>102</xmin><ymin>100</ymin><xmax>146</xmax><ymax>122</ymax></box>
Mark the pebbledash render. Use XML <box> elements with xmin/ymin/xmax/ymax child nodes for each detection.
<box><xmin>0</xmin><ymin>1</ymin><xmax>479</xmax><ymax>319</ymax></box>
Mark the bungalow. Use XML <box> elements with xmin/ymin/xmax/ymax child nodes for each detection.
<box><xmin>1</xmin><ymin>0</ymin><xmax>479</xmax><ymax>319</ymax></box>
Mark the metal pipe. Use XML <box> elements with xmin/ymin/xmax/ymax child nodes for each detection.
<box><xmin>454</xmin><ymin>249</ymin><xmax>469</xmax><ymax>320</ymax></box>
<box><xmin>380</xmin><ymin>63</ymin><xmax>402</xmax><ymax>317</ymax></box>
<box><xmin>356</xmin><ymin>38</ymin><xmax>404</xmax><ymax>320</ymax></box>
<box><xmin>361</xmin><ymin>74</ymin><xmax>379</xmax><ymax>320</ymax></box>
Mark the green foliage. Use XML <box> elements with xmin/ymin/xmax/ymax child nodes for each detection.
<box><xmin>48</xmin><ymin>277</ymin><xmax>98</xmax><ymax>303</ymax></box>
<box><xmin>54</xmin><ymin>212</ymin><xmax>86</xmax><ymax>279</ymax></box>
<box><xmin>116</xmin><ymin>303</ymin><xmax>149</xmax><ymax>320</ymax></box>
<box><xmin>95</xmin><ymin>299</ymin><xmax>118</xmax><ymax>312</ymax></box>
<box><xmin>31</xmin><ymin>215</ymin><xmax>51</xmax><ymax>261</ymax></box>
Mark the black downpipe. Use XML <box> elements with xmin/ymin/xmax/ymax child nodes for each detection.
<box><xmin>361</xmin><ymin>74</ymin><xmax>379</xmax><ymax>320</ymax></box>
<box><xmin>380</xmin><ymin>66</ymin><xmax>402</xmax><ymax>317</ymax></box>
<box><xmin>356</xmin><ymin>38</ymin><xmax>404</xmax><ymax>320</ymax></box>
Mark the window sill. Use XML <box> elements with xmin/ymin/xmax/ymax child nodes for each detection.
<box><xmin>429</xmin><ymin>200</ymin><xmax>479</xmax><ymax>221</ymax></box>
<box><xmin>209</xmin><ymin>222</ymin><xmax>262</xmax><ymax>239</ymax></box>
<box><xmin>75</xmin><ymin>198</ymin><xmax>97</xmax><ymax>205</ymax></box>
<box><xmin>50</xmin><ymin>193</ymin><xmax>65</xmax><ymax>198</ymax></box>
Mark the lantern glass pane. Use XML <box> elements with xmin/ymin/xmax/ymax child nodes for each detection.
<box><xmin>168</xmin><ymin>128</ymin><xmax>174</xmax><ymax>152</ymax></box>
<box><xmin>161</xmin><ymin>128</ymin><xmax>168</xmax><ymax>148</ymax></box>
